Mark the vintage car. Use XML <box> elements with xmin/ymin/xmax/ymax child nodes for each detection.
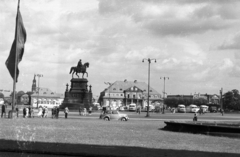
<box><xmin>99</xmin><ymin>110</ymin><xmax>129</xmax><ymax>121</ymax></box>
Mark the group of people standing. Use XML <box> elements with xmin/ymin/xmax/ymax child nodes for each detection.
<box><xmin>79</xmin><ymin>107</ymin><xmax>92</xmax><ymax>116</ymax></box>
<box><xmin>37</xmin><ymin>106</ymin><xmax>49</xmax><ymax>118</ymax></box>
<box><xmin>23</xmin><ymin>107</ymin><xmax>34</xmax><ymax>118</ymax></box>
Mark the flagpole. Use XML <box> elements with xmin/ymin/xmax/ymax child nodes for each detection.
<box><xmin>12</xmin><ymin>0</ymin><xmax>20</xmax><ymax>116</ymax></box>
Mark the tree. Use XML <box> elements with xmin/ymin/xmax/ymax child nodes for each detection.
<box><xmin>223</xmin><ymin>89</ymin><xmax>240</xmax><ymax>110</ymax></box>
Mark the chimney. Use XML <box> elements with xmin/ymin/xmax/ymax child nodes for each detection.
<box><xmin>134</xmin><ymin>80</ymin><xmax>137</xmax><ymax>83</ymax></box>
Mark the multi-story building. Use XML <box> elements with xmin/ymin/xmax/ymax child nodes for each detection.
<box><xmin>99</xmin><ymin>80</ymin><xmax>163</xmax><ymax>109</ymax></box>
<box><xmin>21</xmin><ymin>75</ymin><xmax>64</xmax><ymax>108</ymax></box>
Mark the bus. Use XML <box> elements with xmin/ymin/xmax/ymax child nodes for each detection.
<box><xmin>32</xmin><ymin>98</ymin><xmax>63</xmax><ymax>109</ymax></box>
<box><xmin>189</xmin><ymin>104</ymin><xmax>199</xmax><ymax>113</ymax></box>
<box><xmin>177</xmin><ymin>104</ymin><xmax>186</xmax><ymax>113</ymax></box>
<box><xmin>200</xmin><ymin>105</ymin><xmax>209</xmax><ymax>113</ymax></box>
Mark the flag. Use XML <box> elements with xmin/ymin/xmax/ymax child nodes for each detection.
<box><xmin>5</xmin><ymin>8</ymin><xmax>27</xmax><ymax>82</ymax></box>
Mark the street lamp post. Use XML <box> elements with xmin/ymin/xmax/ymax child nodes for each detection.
<box><xmin>220</xmin><ymin>88</ymin><xmax>223</xmax><ymax>110</ymax></box>
<box><xmin>160</xmin><ymin>77</ymin><xmax>169</xmax><ymax>114</ymax></box>
<box><xmin>104</xmin><ymin>82</ymin><xmax>112</xmax><ymax>109</ymax></box>
<box><xmin>142</xmin><ymin>58</ymin><xmax>156</xmax><ymax>117</ymax></box>
<box><xmin>36</xmin><ymin>74</ymin><xmax>43</xmax><ymax>108</ymax></box>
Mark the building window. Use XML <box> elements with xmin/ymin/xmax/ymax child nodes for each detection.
<box><xmin>120</xmin><ymin>88</ymin><xmax>122</xmax><ymax>91</ymax></box>
<box><xmin>127</xmin><ymin>94</ymin><xmax>130</xmax><ymax>98</ymax></box>
<box><xmin>133</xmin><ymin>95</ymin><xmax>135</xmax><ymax>98</ymax></box>
<box><xmin>113</xmin><ymin>88</ymin><xmax>116</xmax><ymax>90</ymax></box>
<box><xmin>150</xmin><ymin>90</ymin><xmax>152</xmax><ymax>92</ymax></box>
<box><xmin>121</xmin><ymin>94</ymin><xmax>123</xmax><ymax>96</ymax></box>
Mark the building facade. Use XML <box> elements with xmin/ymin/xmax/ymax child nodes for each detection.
<box><xmin>99</xmin><ymin>80</ymin><xmax>163</xmax><ymax>109</ymax></box>
<box><xmin>21</xmin><ymin>75</ymin><xmax>64</xmax><ymax>108</ymax></box>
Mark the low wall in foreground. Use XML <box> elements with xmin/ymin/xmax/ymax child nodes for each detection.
<box><xmin>163</xmin><ymin>121</ymin><xmax>240</xmax><ymax>138</ymax></box>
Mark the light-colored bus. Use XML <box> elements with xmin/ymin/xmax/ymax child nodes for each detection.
<box><xmin>32</xmin><ymin>98</ymin><xmax>63</xmax><ymax>109</ymax></box>
<box><xmin>189</xmin><ymin>104</ymin><xmax>199</xmax><ymax>113</ymax></box>
<box><xmin>177</xmin><ymin>104</ymin><xmax>186</xmax><ymax>113</ymax></box>
<box><xmin>200</xmin><ymin>105</ymin><xmax>209</xmax><ymax>113</ymax></box>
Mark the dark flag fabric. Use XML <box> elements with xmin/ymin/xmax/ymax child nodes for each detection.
<box><xmin>5</xmin><ymin>9</ymin><xmax>27</xmax><ymax>82</ymax></box>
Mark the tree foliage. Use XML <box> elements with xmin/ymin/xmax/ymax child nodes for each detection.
<box><xmin>223</xmin><ymin>89</ymin><xmax>240</xmax><ymax>110</ymax></box>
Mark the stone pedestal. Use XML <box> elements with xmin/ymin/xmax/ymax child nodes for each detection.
<box><xmin>61</xmin><ymin>78</ymin><xmax>92</xmax><ymax>110</ymax></box>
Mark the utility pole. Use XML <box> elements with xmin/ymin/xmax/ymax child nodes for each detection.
<box><xmin>160</xmin><ymin>77</ymin><xmax>169</xmax><ymax>114</ymax></box>
<box><xmin>142</xmin><ymin>58</ymin><xmax>157</xmax><ymax>117</ymax></box>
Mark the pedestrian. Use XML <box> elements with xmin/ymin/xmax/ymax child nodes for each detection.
<box><xmin>28</xmin><ymin>107</ymin><xmax>31</xmax><ymax>118</ymax></box>
<box><xmin>30</xmin><ymin>107</ymin><xmax>34</xmax><ymax>118</ymax></box>
<box><xmin>162</xmin><ymin>106</ymin><xmax>165</xmax><ymax>114</ymax></box>
<box><xmin>26</xmin><ymin>107</ymin><xmax>29</xmax><ymax>118</ymax></box>
<box><xmin>56</xmin><ymin>107</ymin><xmax>59</xmax><ymax>119</ymax></box>
<box><xmin>79</xmin><ymin>107</ymin><xmax>82</xmax><ymax>116</ymax></box>
<box><xmin>15</xmin><ymin>107</ymin><xmax>19</xmax><ymax>117</ymax></box>
<box><xmin>102</xmin><ymin>106</ymin><xmax>106</xmax><ymax>114</ymax></box>
<box><xmin>193</xmin><ymin>112</ymin><xmax>198</xmax><ymax>122</ymax></box>
<box><xmin>137</xmin><ymin>105</ymin><xmax>141</xmax><ymax>114</ymax></box>
<box><xmin>42</xmin><ymin>107</ymin><xmax>45</xmax><ymax>118</ymax></box>
<box><xmin>23</xmin><ymin>107</ymin><xmax>26</xmax><ymax>118</ymax></box>
<box><xmin>1</xmin><ymin>103</ymin><xmax>6</xmax><ymax>118</ymax></box>
<box><xmin>52</xmin><ymin>107</ymin><xmax>55</xmax><ymax>118</ymax></box>
<box><xmin>83</xmin><ymin>108</ymin><xmax>87</xmax><ymax>116</ymax></box>
<box><xmin>64</xmin><ymin>107</ymin><xmax>69</xmax><ymax>119</ymax></box>
<box><xmin>220</xmin><ymin>108</ymin><xmax>224</xmax><ymax>116</ymax></box>
<box><xmin>88</xmin><ymin>107</ymin><xmax>92</xmax><ymax>115</ymax></box>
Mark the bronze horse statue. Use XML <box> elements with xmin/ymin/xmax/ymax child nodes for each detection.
<box><xmin>69</xmin><ymin>62</ymin><xmax>89</xmax><ymax>78</ymax></box>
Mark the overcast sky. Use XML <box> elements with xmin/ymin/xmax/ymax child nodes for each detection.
<box><xmin>1</xmin><ymin>0</ymin><xmax>240</xmax><ymax>96</ymax></box>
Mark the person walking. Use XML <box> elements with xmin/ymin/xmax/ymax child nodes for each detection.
<box><xmin>28</xmin><ymin>107</ymin><xmax>31</xmax><ymax>118</ymax></box>
<box><xmin>137</xmin><ymin>105</ymin><xmax>141</xmax><ymax>114</ymax></box>
<box><xmin>23</xmin><ymin>107</ymin><xmax>26</xmax><ymax>118</ymax></box>
<box><xmin>1</xmin><ymin>103</ymin><xmax>6</xmax><ymax>118</ymax></box>
<box><xmin>56</xmin><ymin>107</ymin><xmax>59</xmax><ymax>119</ymax></box>
<box><xmin>79</xmin><ymin>107</ymin><xmax>82</xmax><ymax>116</ymax></box>
<box><xmin>64</xmin><ymin>107</ymin><xmax>69</xmax><ymax>119</ymax></box>
<box><xmin>31</xmin><ymin>107</ymin><xmax>34</xmax><ymax>118</ymax></box>
<box><xmin>88</xmin><ymin>107</ymin><xmax>92</xmax><ymax>115</ymax></box>
<box><xmin>220</xmin><ymin>108</ymin><xmax>224</xmax><ymax>116</ymax></box>
<box><xmin>15</xmin><ymin>107</ymin><xmax>19</xmax><ymax>118</ymax></box>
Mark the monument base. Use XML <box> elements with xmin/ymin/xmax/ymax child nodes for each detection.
<box><xmin>62</xmin><ymin>78</ymin><xmax>92</xmax><ymax>110</ymax></box>
<box><xmin>61</xmin><ymin>102</ymin><xmax>85</xmax><ymax>110</ymax></box>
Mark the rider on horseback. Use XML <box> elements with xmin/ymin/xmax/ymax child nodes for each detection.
<box><xmin>77</xmin><ymin>59</ymin><xmax>82</xmax><ymax>72</ymax></box>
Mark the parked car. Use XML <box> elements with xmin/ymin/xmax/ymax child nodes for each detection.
<box><xmin>99</xmin><ymin>110</ymin><xmax>129</xmax><ymax>121</ymax></box>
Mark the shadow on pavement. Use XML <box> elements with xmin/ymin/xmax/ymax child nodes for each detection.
<box><xmin>0</xmin><ymin>139</ymin><xmax>239</xmax><ymax>157</ymax></box>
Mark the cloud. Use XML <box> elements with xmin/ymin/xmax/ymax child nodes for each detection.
<box><xmin>218</xmin><ymin>32</ymin><xmax>240</xmax><ymax>50</ymax></box>
<box><xmin>98</xmin><ymin>0</ymin><xmax>236</xmax><ymax>37</ymax></box>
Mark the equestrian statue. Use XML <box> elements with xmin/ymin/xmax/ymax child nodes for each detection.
<box><xmin>69</xmin><ymin>59</ymin><xmax>89</xmax><ymax>78</ymax></box>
